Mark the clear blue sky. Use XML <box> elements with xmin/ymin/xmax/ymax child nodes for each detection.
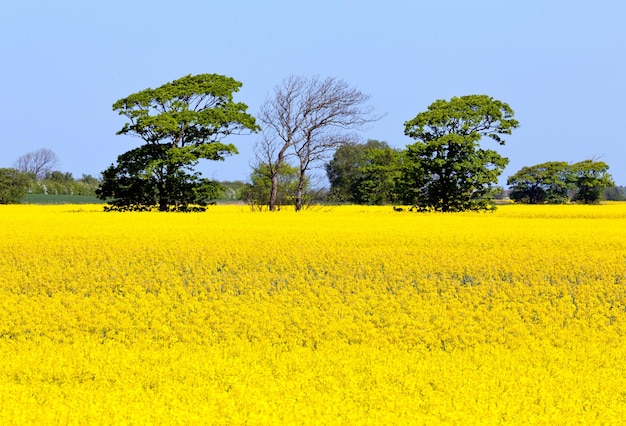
<box><xmin>1</xmin><ymin>0</ymin><xmax>624</xmax><ymax>186</ymax></box>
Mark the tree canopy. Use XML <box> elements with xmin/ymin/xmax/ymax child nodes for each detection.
<box><xmin>507</xmin><ymin>161</ymin><xmax>572</xmax><ymax>204</ymax></box>
<box><xmin>326</xmin><ymin>140</ymin><xmax>401</xmax><ymax>205</ymax></box>
<box><xmin>507</xmin><ymin>160</ymin><xmax>615</xmax><ymax>204</ymax></box>
<box><xmin>97</xmin><ymin>74</ymin><xmax>259</xmax><ymax>211</ymax></box>
<box><xmin>399</xmin><ymin>95</ymin><xmax>519</xmax><ymax>212</ymax></box>
<box><xmin>570</xmin><ymin>160</ymin><xmax>614</xmax><ymax>204</ymax></box>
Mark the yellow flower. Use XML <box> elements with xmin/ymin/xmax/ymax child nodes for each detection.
<box><xmin>0</xmin><ymin>203</ymin><xmax>626</xmax><ymax>423</ymax></box>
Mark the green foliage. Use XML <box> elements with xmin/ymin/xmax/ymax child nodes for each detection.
<box><xmin>399</xmin><ymin>95</ymin><xmax>519</xmax><ymax>212</ymax></box>
<box><xmin>28</xmin><ymin>171</ymin><xmax>100</xmax><ymax>196</ymax></box>
<box><xmin>97</xmin><ymin>145</ymin><xmax>223</xmax><ymax>211</ymax></box>
<box><xmin>0</xmin><ymin>168</ymin><xmax>30</xmax><ymax>203</ymax></box>
<box><xmin>45</xmin><ymin>170</ymin><xmax>74</xmax><ymax>183</ymax></box>
<box><xmin>570</xmin><ymin>160</ymin><xmax>614</xmax><ymax>204</ymax></box>
<box><xmin>100</xmin><ymin>74</ymin><xmax>259</xmax><ymax>211</ymax></box>
<box><xmin>242</xmin><ymin>163</ymin><xmax>301</xmax><ymax>209</ymax></box>
<box><xmin>27</xmin><ymin>172</ymin><xmax>101</xmax><ymax>196</ymax></box>
<box><xmin>326</xmin><ymin>140</ymin><xmax>396</xmax><ymax>203</ymax></box>
<box><xmin>325</xmin><ymin>142</ymin><xmax>366</xmax><ymax>202</ymax></box>
<box><xmin>78</xmin><ymin>174</ymin><xmax>101</xmax><ymax>186</ymax></box>
<box><xmin>507</xmin><ymin>162</ymin><xmax>572</xmax><ymax>204</ymax></box>
<box><xmin>507</xmin><ymin>160</ymin><xmax>615</xmax><ymax>204</ymax></box>
<box><xmin>218</xmin><ymin>180</ymin><xmax>247</xmax><ymax>201</ymax></box>
<box><xmin>357</xmin><ymin>144</ymin><xmax>402</xmax><ymax>205</ymax></box>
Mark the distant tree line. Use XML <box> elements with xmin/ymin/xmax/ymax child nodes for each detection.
<box><xmin>325</xmin><ymin>149</ymin><xmax>620</xmax><ymax>206</ymax></box>
<box><xmin>506</xmin><ymin>160</ymin><xmax>616</xmax><ymax>204</ymax></box>
<box><xmin>0</xmin><ymin>149</ymin><xmax>103</xmax><ymax>203</ymax></box>
<box><xmin>2</xmin><ymin>148</ymin><xmax>622</xmax><ymax>206</ymax></box>
<box><xmin>2</xmin><ymin>74</ymin><xmax>623</xmax><ymax>210</ymax></box>
<box><xmin>247</xmin><ymin>92</ymin><xmax>520</xmax><ymax>211</ymax></box>
<box><xmin>89</xmin><ymin>73</ymin><xmax>626</xmax><ymax>211</ymax></box>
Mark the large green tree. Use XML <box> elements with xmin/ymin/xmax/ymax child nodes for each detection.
<box><xmin>507</xmin><ymin>161</ymin><xmax>572</xmax><ymax>204</ymax></box>
<box><xmin>400</xmin><ymin>95</ymin><xmax>519</xmax><ymax>212</ymax></box>
<box><xmin>97</xmin><ymin>74</ymin><xmax>259</xmax><ymax>211</ymax></box>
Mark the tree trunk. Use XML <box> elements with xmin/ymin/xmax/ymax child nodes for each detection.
<box><xmin>157</xmin><ymin>180</ymin><xmax>168</xmax><ymax>211</ymax></box>
<box><xmin>269</xmin><ymin>173</ymin><xmax>279</xmax><ymax>211</ymax></box>
<box><xmin>294</xmin><ymin>168</ymin><xmax>306</xmax><ymax>212</ymax></box>
<box><xmin>159</xmin><ymin>197</ymin><xmax>168</xmax><ymax>212</ymax></box>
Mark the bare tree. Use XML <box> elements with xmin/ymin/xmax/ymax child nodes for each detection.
<box><xmin>255</xmin><ymin>75</ymin><xmax>380</xmax><ymax>211</ymax></box>
<box><xmin>14</xmin><ymin>148</ymin><xmax>60</xmax><ymax>179</ymax></box>
<box><xmin>253</xmin><ymin>128</ymin><xmax>292</xmax><ymax>212</ymax></box>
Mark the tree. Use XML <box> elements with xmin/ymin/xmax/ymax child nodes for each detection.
<box><xmin>400</xmin><ymin>95</ymin><xmax>519</xmax><ymax>212</ymax></box>
<box><xmin>97</xmin><ymin>74</ymin><xmax>259</xmax><ymax>211</ymax></box>
<box><xmin>326</xmin><ymin>139</ymin><xmax>389</xmax><ymax>203</ymax></box>
<box><xmin>507</xmin><ymin>161</ymin><xmax>572</xmax><ymax>204</ymax></box>
<box><xmin>326</xmin><ymin>140</ymin><xmax>402</xmax><ymax>205</ymax></box>
<box><xmin>14</xmin><ymin>148</ymin><xmax>60</xmax><ymax>180</ymax></box>
<box><xmin>507</xmin><ymin>159</ymin><xmax>615</xmax><ymax>204</ymax></box>
<box><xmin>357</xmin><ymin>145</ymin><xmax>402</xmax><ymax>205</ymax></box>
<box><xmin>604</xmin><ymin>186</ymin><xmax>626</xmax><ymax>201</ymax></box>
<box><xmin>78</xmin><ymin>174</ymin><xmax>101</xmax><ymax>187</ymax></box>
<box><xmin>0</xmin><ymin>168</ymin><xmax>30</xmax><ymax>203</ymax></box>
<box><xmin>242</xmin><ymin>162</ymin><xmax>302</xmax><ymax>210</ymax></box>
<box><xmin>255</xmin><ymin>75</ymin><xmax>379</xmax><ymax>211</ymax></box>
<box><xmin>570</xmin><ymin>159</ymin><xmax>614</xmax><ymax>204</ymax></box>
<box><xmin>45</xmin><ymin>170</ymin><xmax>74</xmax><ymax>183</ymax></box>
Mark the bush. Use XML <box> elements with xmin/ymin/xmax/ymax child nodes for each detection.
<box><xmin>0</xmin><ymin>168</ymin><xmax>30</xmax><ymax>203</ymax></box>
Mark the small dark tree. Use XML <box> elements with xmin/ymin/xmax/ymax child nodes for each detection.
<box><xmin>325</xmin><ymin>142</ymin><xmax>365</xmax><ymax>203</ymax></box>
<box><xmin>98</xmin><ymin>74</ymin><xmax>259</xmax><ymax>211</ymax></box>
<box><xmin>604</xmin><ymin>186</ymin><xmax>626</xmax><ymax>201</ymax></box>
<box><xmin>78</xmin><ymin>174</ymin><xmax>101</xmax><ymax>186</ymax></box>
<box><xmin>0</xmin><ymin>168</ymin><xmax>30</xmax><ymax>203</ymax></box>
<box><xmin>98</xmin><ymin>145</ymin><xmax>223</xmax><ymax>211</ymax></box>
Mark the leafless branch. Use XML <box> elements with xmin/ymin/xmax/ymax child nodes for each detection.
<box><xmin>14</xmin><ymin>148</ymin><xmax>60</xmax><ymax>179</ymax></box>
<box><xmin>254</xmin><ymin>75</ymin><xmax>381</xmax><ymax>211</ymax></box>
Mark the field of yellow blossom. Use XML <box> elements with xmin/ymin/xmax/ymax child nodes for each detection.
<box><xmin>1</xmin><ymin>203</ymin><xmax>626</xmax><ymax>424</ymax></box>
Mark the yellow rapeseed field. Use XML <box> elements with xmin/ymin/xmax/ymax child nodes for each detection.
<box><xmin>1</xmin><ymin>203</ymin><xmax>626</xmax><ymax>424</ymax></box>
